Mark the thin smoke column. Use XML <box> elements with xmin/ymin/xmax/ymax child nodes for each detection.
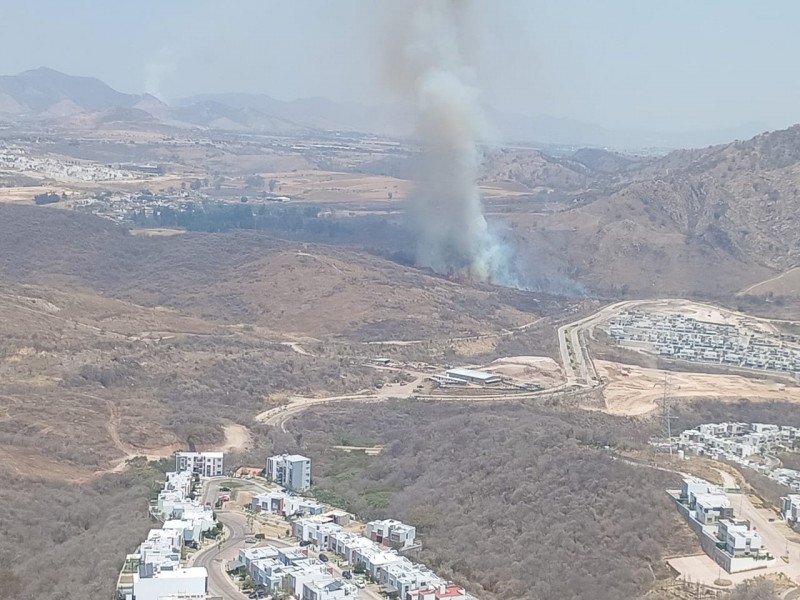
<box><xmin>390</xmin><ymin>0</ymin><xmax>511</xmax><ymax>282</ymax></box>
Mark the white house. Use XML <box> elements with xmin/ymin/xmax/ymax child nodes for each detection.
<box><xmin>383</xmin><ymin>557</ymin><xmax>444</xmax><ymax>598</ymax></box>
<box><xmin>293</xmin><ymin>517</ymin><xmax>343</xmax><ymax>546</ymax></box>
<box><xmin>302</xmin><ymin>578</ymin><xmax>355</xmax><ymax>600</ymax></box>
<box><xmin>694</xmin><ymin>493</ymin><xmax>732</xmax><ymax>525</ymax></box>
<box><xmin>132</xmin><ymin>566</ymin><xmax>208</xmax><ymax>600</ymax></box>
<box><xmin>267</xmin><ymin>453</ymin><xmax>312</xmax><ymax>491</ymax></box>
<box><xmin>252</xmin><ymin>491</ymin><xmax>323</xmax><ymax>517</ymax></box>
<box><xmin>366</xmin><ymin>519</ymin><xmax>417</xmax><ymax>549</ymax></box>
<box><xmin>719</xmin><ymin>520</ymin><xmax>762</xmax><ymax>557</ymax></box>
<box><xmin>175</xmin><ymin>451</ymin><xmax>224</xmax><ymax>477</ymax></box>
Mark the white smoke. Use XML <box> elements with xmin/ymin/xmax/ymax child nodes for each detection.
<box><xmin>386</xmin><ymin>0</ymin><xmax>514</xmax><ymax>283</ymax></box>
<box><xmin>144</xmin><ymin>46</ymin><xmax>180</xmax><ymax>101</ymax></box>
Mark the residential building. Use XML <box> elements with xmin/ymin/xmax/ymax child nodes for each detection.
<box><xmin>782</xmin><ymin>494</ymin><xmax>800</xmax><ymax>523</ymax></box>
<box><xmin>384</xmin><ymin>558</ymin><xmax>444</xmax><ymax>598</ymax></box>
<box><xmin>132</xmin><ymin>566</ymin><xmax>208</xmax><ymax>600</ymax></box>
<box><xmin>718</xmin><ymin>519</ymin><xmax>762</xmax><ymax>557</ymax></box>
<box><xmin>366</xmin><ymin>519</ymin><xmax>417</xmax><ymax>549</ymax></box>
<box><xmin>302</xmin><ymin>579</ymin><xmax>355</xmax><ymax>600</ymax></box>
<box><xmin>407</xmin><ymin>584</ymin><xmax>470</xmax><ymax>600</ymax></box>
<box><xmin>252</xmin><ymin>491</ymin><xmax>323</xmax><ymax>517</ymax></box>
<box><xmin>175</xmin><ymin>451</ymin><xmax>224</xmax><ymax>477</ymax></box>
<box><xmin>267</xmin><ymin>453</ymin><xmax>312</xmax><ymax>491</ymax></box>
<box><xmin>293</xmin><ymin>517</ymin><xmax>343</xmax><ymax>547</ymax></box>
<box><xmin>694</xmin><ymin>493</ymin><xmax>732</xmax><ymax>525</ymax></box>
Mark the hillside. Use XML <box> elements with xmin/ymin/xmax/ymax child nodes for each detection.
<box><xmin>0</xmin><ymin>204</ymin><xmax>547</xmax><ymax>340</ymax></box>
<box><xmin>501</xmin><ymin>126</ymin><xmax>800</xmax><ymax>296</ymax></box>
<box><xmin>286</xmin><ymin>400</ymin><xmax>697</xmax><ymax>600</ymax></box>
<box><xmin>0</xmin><ymin>67</ymin><xmax>142</xmax><ymax>115</ymax></box>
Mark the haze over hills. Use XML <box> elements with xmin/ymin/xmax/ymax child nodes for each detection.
<box><xmin>0</xmin><ymin>68</ymin><xmax>770</xmax><ymax>149</ymax></box>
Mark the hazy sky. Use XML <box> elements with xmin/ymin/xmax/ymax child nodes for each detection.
<box><xmin>2</xmin><ymin>0</ymin><xmax>799</xmax><ymax>133</ymax></box>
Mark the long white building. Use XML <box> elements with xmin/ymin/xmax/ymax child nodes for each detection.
<box><xmin>175</xmin><ymin>451</ymin><xmax>224</xmax><ymax>477</ymax></box>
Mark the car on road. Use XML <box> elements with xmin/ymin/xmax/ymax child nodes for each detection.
<box><xmin>342</xmin><ymin>570</ymin><xmax>352</xmax><ymax>580</ymax></box>
<box><xmin>299</xmin><ymin>540</ymin><xmax>311</xmax><ymax>547</ymax></box>
<box><xmin>318</xmin><ymin>553</ymin><xmax>329</xmax><ymax>562</ymax></box>
<box><xmin>244</xmin><ymin>536</ymin><xmax>256</xmax><ymax>543</ymax></box>
<box><xmin>219</xmin><ymin>486</ymin><xmax>231</xmax><ymax>492</ymax></box>
<box><xmin>354</xmin><ymin>579</ymin><xmax>366</xmax><ymax>589</ymax></box>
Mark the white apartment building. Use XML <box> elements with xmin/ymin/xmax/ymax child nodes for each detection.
<box><xmin>366</xmin><ymin>519</ymin><xmax>417</xmax><ymax>549</ymax></box>
<box><xmin>175</xmin><ymin>451</ymin><xmax>224</xmax><ymax>477</ymax></box>
<box><xmin>267</xmin><ymin>453</ymin><xmax>312</xmax><ymax>491</ymax></box>
<box><xmin>782</xmin><ymin>494</ymin><xmax>800</xmax><ymax>523</ymax></box>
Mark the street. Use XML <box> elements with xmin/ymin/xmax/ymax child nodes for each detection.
<box><xmin>192</xmin><ymin>477</ymin><xmax>383</xmax><ymax>600</ymax></box>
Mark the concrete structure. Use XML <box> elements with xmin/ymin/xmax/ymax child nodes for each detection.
<box><xmin>132</xmin><ymin>566</ymin><xmax>208</xmax><ymax>600</ymax></box>
<box><xmin>175</xmin><ymin>451</ymin><xmax>224</xmax><ymax>477</ymax></box>
<box><xmin>366</xmin><ymin>519</ymin><xmax>417</xmax><ymax>549</ymax></box>
<box><xmin>445</xmin><ymin>368</ymin><xmax>501</xmax><ymax>385</ymax></box>
<box><xmin>267</xmin><ymin>453</ymin><xmax>312</xmax><ymax>491</ymax></box>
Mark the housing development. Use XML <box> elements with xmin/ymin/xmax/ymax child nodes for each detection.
<box><xmin>114</xmin><ymin>450</ymin><xmax>476</xmax><ymax>600</ymax></box>
<box><xmin>607</xmin><ymin>310</ymin><xmax>800</xmax><ymax>375</ymax></box>
<box><xmin>674</xmin><ymin>422</ymin><xmax>800</xmax><ymax>492</ymax></box>
<box><xmin>115</xmin><ymin>459</ymin><xmax>221</xmax><ymax>600</ymax></box>
<box><xmin>669</xmin><ymin>477</ymin><xmax>771</xmax><ymax>574</ymax></box>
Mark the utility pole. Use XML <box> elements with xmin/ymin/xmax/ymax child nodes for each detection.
<box><xmin>661</xmin><ymin>373</ymin><xmax>678</xmax><ymax>458</ymax></box>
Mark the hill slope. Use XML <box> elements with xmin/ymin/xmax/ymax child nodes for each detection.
<box><xmin>504</xmin><ymin>126</ymin><xmax>800</xmax><ymax>296</ymax></box>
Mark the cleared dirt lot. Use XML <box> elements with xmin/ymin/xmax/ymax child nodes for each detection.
<box><xmin>596</xmin><ymin>359</ymin><xmax>800</xmax><ymax>416</ymax></box>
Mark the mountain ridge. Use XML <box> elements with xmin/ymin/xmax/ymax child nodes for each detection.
<box><xmin>0</xmin><ymin>67</ymin><xmax>772</xmax><ymax>149</ymax></box>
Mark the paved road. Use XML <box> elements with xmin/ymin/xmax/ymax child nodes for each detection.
<box><xmin>557</xmin><ymin>300</ymin><xmax>634</xmax><ymax>387</ymax></box>
<box><xmin>193</xmin><ymin>508</ymin><xmax>249</xmax><ymax>600</ymax></box>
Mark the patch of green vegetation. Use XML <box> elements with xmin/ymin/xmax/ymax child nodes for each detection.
<box><xmin>363</xmin><ymin>486</ymin><xmax>395</xmax><ymax>510</ymax></box>
<box><xmin>326</xmin><ymin>450</ymin><xmax>374</xmax><ymax>483</ymax></box>
<box><xmin>311</xmin><ymin>488</ymin><xmax>349</xmax><ymax>508</ymax></box>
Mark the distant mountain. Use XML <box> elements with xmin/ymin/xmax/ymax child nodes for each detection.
<box><xmin>0</xmin><ymin>67</ymin><xmax>141</xmax><ymax>115</ymax></box>
<box><xmin>0</xmin><ymin>68</ymin><xmax>776</xmax><ymax>149</ymax></box>
<box><xmin>174</xmin><ymin>93</ymin><xmax>413</xmax><ymax>135</ymax></box>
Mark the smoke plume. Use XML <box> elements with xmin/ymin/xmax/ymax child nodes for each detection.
<box><xmin>386</xmin><ymin>0</ymin><xmax>513</xmax><ymax>283</ymax></box>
